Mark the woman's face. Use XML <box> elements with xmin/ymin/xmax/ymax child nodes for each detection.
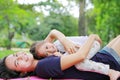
<box><xmin>37</xmin><ymin>42</ymin><xmax>57</xmax><ymax>57</ymax></box>
<box><xmin>5</xmin><ymin>51</ymin><xmax>34</xmax><ymax>72</ymax></box>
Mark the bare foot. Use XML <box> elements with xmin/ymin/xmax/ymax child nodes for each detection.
<box><xmin>109</xmin><ymin>69</ymin><xmax>120</xmax><ymax>80</ymax></box>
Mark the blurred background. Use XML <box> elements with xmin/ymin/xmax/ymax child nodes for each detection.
<box><xmin>0</xmin><ymin>0</ymin><xmax>120</xmax><ymax>58</ymax></box>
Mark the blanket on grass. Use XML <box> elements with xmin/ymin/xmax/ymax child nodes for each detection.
<box><xmin>0</xmin><ymin>76</ymin><xmax>43</xmax><ymax>80</ymax></box>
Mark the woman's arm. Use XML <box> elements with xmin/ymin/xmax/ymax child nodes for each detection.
<box><xmin>60</xmin><ymin>34</ymin><xmax>102</xmax><ymax>70</ymax></box>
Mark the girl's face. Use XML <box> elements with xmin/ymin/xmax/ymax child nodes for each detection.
<box><xmin>5</xmin><ymin>51</ymin><xmax>34</xmax><ymax>72</ymax></box>
<box><xmin>37</xmin><ymin>42</ymin><xmax>57</xmax><ymax>57</ymax></box>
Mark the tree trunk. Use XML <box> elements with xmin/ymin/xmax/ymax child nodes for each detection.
<box><xmin>78</xmin><ymin>0</ymin><xmax>86</xmax><ymax>36</ymax></box>
<box><xmin>5</xmin><ymin>15</ymin><xmax>14</xmax><ymax>50</ymax></box>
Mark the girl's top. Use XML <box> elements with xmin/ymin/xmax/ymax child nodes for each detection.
<box><xmin>54</xmin><ymin>36</ymin><xmax>109</xmax><ymax>75</ymax></box>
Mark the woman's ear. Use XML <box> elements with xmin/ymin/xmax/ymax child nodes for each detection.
<box><xmin>20</xmin><ymin>72</ymin><xmax>27</xmax><ymax>77</ymax></box>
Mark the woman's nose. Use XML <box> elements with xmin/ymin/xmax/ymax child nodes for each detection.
<box><xmin>17</xmin><ymin>54</ymin><xmax>24</xmax><ymax>60</ymax></box>
<box><xmin>17</xmin><ymin>55</ymin><xmax>23</xmax><ymax>60</ymax></box>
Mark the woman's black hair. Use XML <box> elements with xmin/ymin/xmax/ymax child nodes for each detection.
<box><xmin>0</xmin><ymin>57</ymin><xmax>34</xmax><ymax>79</ymax></box>
<box><xmin>0</xmin><ymin>57</ymin><xmax>21</xmax><ymax>79</ymax></box>
<box><xmin>29</xmin><ymin>41</ymin><xmax>45</xmax><ymax>60</ymax></box>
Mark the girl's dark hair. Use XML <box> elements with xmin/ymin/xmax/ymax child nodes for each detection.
<box><xmin>29</xmin><ymin>41</ymin><xmax>45</xmax><ymax>60</ymax></box>
<box><xmin>0</xmin><ymin>57</ymin><xmax>34</xmax><ymax>79</ymax></box>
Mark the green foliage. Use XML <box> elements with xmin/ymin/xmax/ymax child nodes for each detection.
<box><xmin>86</xmin><ymin>8</ymin><xmax>97</xmax><ymax>34</ymax></box>
<box><xmin>87</xmin><ymin>0</ymin><xmax>120</xmax><ymax>45</ymax></box>
<box><xmin>1</xmin><ymin>0</ymin><xmax>120</xmax><ymax>49</ymax></box>
<box><xmin>0</xmin><ymin>50</ymin><xmax>14</xmax><ymax>58</ymax></box>
<box><xmin>0</xmin><ymin>0</ymin><xmax>37</xmax><ymax>49</ymax></box>
<box><xmin>0</xmin><ymin>0</ymin><xmax>78</xmax><ymax>48</ymax></box>
<box><xmin>27</xmin><ymin>0</ymin><xmax>78</xmax><ymax>41</ymax></box>
<box><xmin>28</xmin><ymin>13</ymin><xmax>78</xmax><ymax>41</ymax></box>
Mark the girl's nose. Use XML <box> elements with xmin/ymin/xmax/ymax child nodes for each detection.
<box><xmin>48</xmin><ymin>45</ymin><xmax>52</xmax><ymax>48</ymax></box>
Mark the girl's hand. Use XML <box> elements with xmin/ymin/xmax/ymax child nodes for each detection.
<box><xmin>90</xmin><ymin>34</ymin><xmax>102</xmax><ymax>45</ymax></box>
<box><xmin>94</xmin><ymin>34</ymin><xmax>102</xmax><ymax>44</ymax></box>
<box><xmin>53</xmin><ymin>52</ymin><xmax>63</xmax><ymax>57</ymax></box>
<box><xmin>63</xmin><ymin>39</ymin><xmax>80</xmax><ymax>54</ymax></box>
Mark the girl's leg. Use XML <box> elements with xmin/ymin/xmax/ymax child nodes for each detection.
<box><xmin>87</xmin><ymin>41</ymin><xmax>101</xmax><ymax>59</ymax></box>
<box><xmin>75</xmin><ymin>59</ymin><xmax>110</xmax><ymax>75</ymax></box>
<box><xmin>107</xmin><ymin>35</ymin><xmax>120</xmax><ymax>56</ymax></box>
<box><xmin>107</xmin><ymin>35</ymin><xmax>120</xmax><ymax>47</ymax></box>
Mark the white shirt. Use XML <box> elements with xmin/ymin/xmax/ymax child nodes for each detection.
<box><xmin>54</xmin><ymin>36</ymin><xmax>109</xmax><ymax>75</ymax></box>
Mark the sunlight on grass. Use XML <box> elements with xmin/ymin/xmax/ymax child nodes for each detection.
<box><xmin>0</xmin><ymin>48</ymin><xmax>29</xmax><ymax>58</ymax></box>
<box><xmin>0</xmin><ymin>50</ymin><xmax>14</xmax><ymax>58</ymax></box>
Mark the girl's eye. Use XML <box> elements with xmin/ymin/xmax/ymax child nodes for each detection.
<box><xmin>46</xmin><ymin>46</ymin><xmax>48</xmax><ymax>49</ymax></box>
<box><xmin>15</xmin><ymin>54</ymin><xmax>18</xmax><ymax>57</ymax></box>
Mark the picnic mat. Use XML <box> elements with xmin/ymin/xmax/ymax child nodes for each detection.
<box><xmin>0</xmin><ymin>76</ymin><xmax>43</xmax><ymax>80</ymax></box>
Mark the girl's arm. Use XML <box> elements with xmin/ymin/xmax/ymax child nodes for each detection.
<box><xmin>77</xmin><ymin>60</ymin><xmax>120</xmax><ymax>80</ymax></box>
<box><xmin>44</xmin><ymin>29</ymin><xmax>66</xmax><ymax>42</ymax></box>
<box><xmin>44</xmin><ymin>29</ymin><xmax>78</xmax><ymax>53</ymax></box>
<box><xmin>60</xmin><ymin>34</ymin><xmax>120</xmax><ymax>80</ymax></box>
<box><xmin>60</xmin><ymin>34</ymin><xmax>101</xmax><ymax>70</ymax></box>
<box><xmin>75</xmin><ymin>59</ymin><xmax>110</xmax><ymax>75</ymax></box>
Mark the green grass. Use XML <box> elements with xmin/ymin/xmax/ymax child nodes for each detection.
<box><xmin>0</xmin><ymin>50</ymin><xmax>14</xmax><ymax>58</ymax></box>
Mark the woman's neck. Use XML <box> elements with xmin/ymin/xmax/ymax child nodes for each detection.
<box><xmin>30</xmin><ymin>59</ymin><xmax>39</xmax><ymax>71</ymax></box>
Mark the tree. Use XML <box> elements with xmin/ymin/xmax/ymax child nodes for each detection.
<box><xmin>92</xmin><ymin>0</ymin><xmax>120</xmax><ymax>45</ymax></box>
<box><xmin>0</xmin><ymin>0</ymin><xmax>37</xmax><ymax>49</ymax></box>
<box><xmin>0</xmin><ymin>0</ymin><xmax>79</xmax><ymax>49</ymax></box>
<box><xmin>78</xmin><ymin>0</ymin><xmax>86</xmax><ymax>36</ymax></box>
<box><xmin>28</xmin><ymin>0</ymin><xmax>78</xmax><ymax>40</ymax></box>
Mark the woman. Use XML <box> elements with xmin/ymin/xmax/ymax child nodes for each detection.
<box><xmin>0</xmin><ymin>34</ymin><xmax>120</xmax><ymax>80</ymax></box>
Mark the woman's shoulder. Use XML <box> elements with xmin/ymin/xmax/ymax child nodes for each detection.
<box><xmin>35</xmin><ymin>56</ymin><xmax>63</xmax><ymax>78</ymax></box>
<box><xmin>38</xmin><ymin>56</ymin><xmax>60</xmax><ymax>63</ymax></box>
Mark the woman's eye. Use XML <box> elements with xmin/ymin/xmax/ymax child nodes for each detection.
<box><xmin>16</xmin><ymin>61</ymin><xmax>19</xmax><ymax>65</ymax></box>
<box><xmin>15</xmin><ymin>60</ymin><xmax>19</xmax><ymax>67</ymax></box>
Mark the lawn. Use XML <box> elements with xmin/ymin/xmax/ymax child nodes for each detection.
<box><xmin>0</xmin><ymin>48</ymin><xmax>29</xmax><ymax>58</ymax></box>
<box><xmin>0</xmin><ymin>50</ymin><xmax>14</xmax><ymax>58</ymax></box>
